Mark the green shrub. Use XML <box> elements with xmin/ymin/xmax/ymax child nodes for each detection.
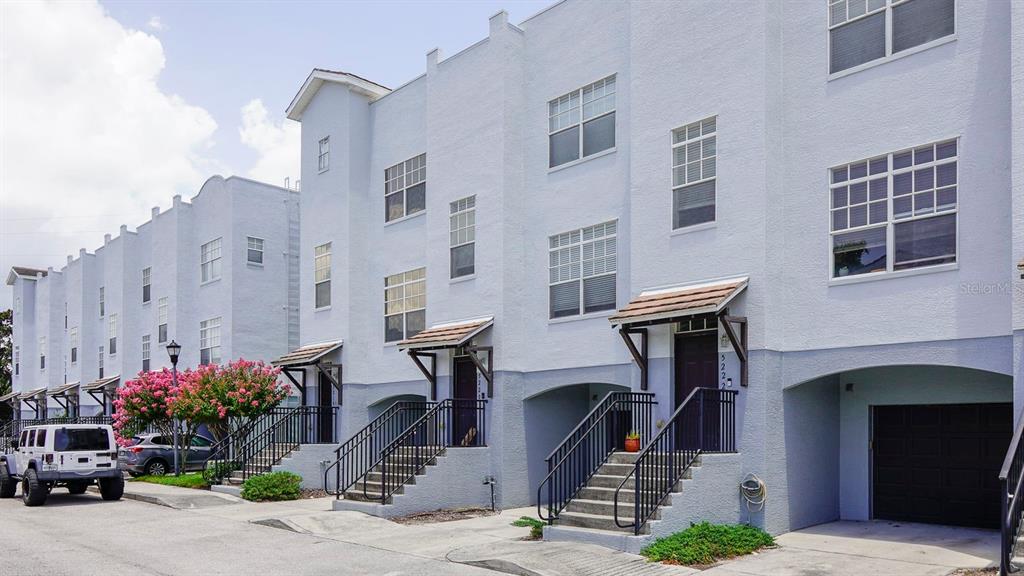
<box><xmin>512</xmin><ymin>516</ymin><xmax>545</xmax><ymax>540</ymax></box>
<box><xmin>641</xmin><ymin>522</ymin><xmax>774</xmax><ymax>566</ymax></box>
<box><xmin>133</xmin><ymin>472</ymin><xmax>208</xmax><ymax>489</ymax></box>
<box><xmin>202</xmin><ymin>461</ymin><xmax>238</xmax><ymax>484</ymax></box>
<box><xmin>240</xmin><ymin>471</ymin><xmax>302</xmax><ymax>502</ymax></box>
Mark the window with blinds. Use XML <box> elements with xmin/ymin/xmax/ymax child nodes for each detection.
<box><xmin>384</xmin><ymin>268</ymin><xmax>426</xmax><ymax>342</ymax></box>
<box><xmin>549</xmin><ymin>221</ymin><xmax>617</xmax><ymax>318</ymax></box>
<box><xmin>314</xmin><ymin>242</ymin><xmax>331</xmax><ymax>309</ymax></box>
<box><xmin>450</xmin><ymin>196</ymin><xmax>476</xmax><ymax>279</ymax></box>
<box><xmin>549</xmin><ymin>76</ymin><xmax>616</xmax><ymax>168</ymax></box>
<box><xmin>385</xmin><ymin>154</ymin><xmax>426</xmax><ymax>222</ymax></box>
<box><xmin>829</xmin><ymin>0</ymin><xmax>954</xmax><ymax>75</ymax></box>
<box><xmin>672</xmin><ymin>117</ymin><xmax>717</xmax><ymax>229</ymax></box>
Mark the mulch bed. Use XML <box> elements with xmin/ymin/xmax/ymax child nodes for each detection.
<box><xmin>299</xmin><ymin>488</ymin><xmax>328</xmax><ymax>499</ymax></box>
<box><xmin>950</xmin><ymin>569</ymin><xmax>997</xmax><ymax>576</ymax></box>
<box><xmin>389</xmin><ymin>507</ymin><xmax>497</xmax><ymax>525</ymax></box>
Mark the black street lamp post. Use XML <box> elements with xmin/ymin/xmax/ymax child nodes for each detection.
<box><xmin>165</xmin><ymin>340</ymin><xmax>182</xmax><ymax>476</ymax></box>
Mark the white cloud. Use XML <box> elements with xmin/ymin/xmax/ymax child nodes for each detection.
<box><xmin>239</xmin><ymin>98</ymin><xmax>300</xmax><ymax>188</ymax></box>
<box><xmin>0</xmin><ymin>1</ymin><xmax>219</xmax><ymax>307</ymax></box>
<box><xmin>147</xmin><ymin>16</ymin><xmax>163</xmax><ymax>31</ymax></box>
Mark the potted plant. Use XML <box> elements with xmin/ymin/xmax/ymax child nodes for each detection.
<box><xmin>624</xmin><ymin>431</ymin><xmax>641</xmax><ymax>453</ymax></box>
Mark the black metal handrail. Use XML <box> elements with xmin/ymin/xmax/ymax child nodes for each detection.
<box><xmin>324</xmin><ymin>401</ymin><xmax>434</xmax><ymax>498</ymax></box>
<box><xmin>225</xmin><ymin>406</ymin><xmax>339</xmax><ymax>483</ymax></box>
<box><xmin>999</xmin><ymin>410</ymin><xmax>1024</xmax><ymax>575</ymax></box>
<box><xmin>204</xmin><ymin>407</ymin><xmax>297</xmax><ymax>484</ymax></box>
<box><xmin>365</xmin><ymin>398</ymin><xmax>487</xmax><ymax>504</ymax></box>
<box><xmin>536</xmin><ymin>391</ymin><xmax>656</xmax><ymax>523</ymax></box>
<box><xmin>614</xmin><ymin>387</ymin><xmax>737</xmax><ymax>535</ymax></box>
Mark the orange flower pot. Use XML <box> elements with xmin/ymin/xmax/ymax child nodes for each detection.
<box><xmin>624</xmin><ymin>437</ymin><xmax>640</xmax><ymax>453</ymax></box>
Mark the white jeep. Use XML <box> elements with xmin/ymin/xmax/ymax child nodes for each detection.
<box><xmin>0</xmin><ymin>424</ymin><xmax>124</xmax><ymax>506</ymax></box>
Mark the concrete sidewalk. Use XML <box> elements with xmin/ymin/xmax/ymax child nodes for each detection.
<box><xmin>91</xmin><ymin>479</ymin><xmax>243</xmax><ymax>509</ymax></box>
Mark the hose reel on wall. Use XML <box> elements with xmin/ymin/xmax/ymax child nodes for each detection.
<box><xmin>740</xmin><ymin>473</ymin><xmax>767</xmax><ymax>523</ymax></box>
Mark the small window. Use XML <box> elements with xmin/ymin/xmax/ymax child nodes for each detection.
<box><xmin>201</xmin><ymin>237</ymin><xmax>223</xmax><ymax>283</ymax></box>
<box><xmin>549</xmin><ymin>221</ymin><xmax>617</xmax><ymax>318</ymax></box>
<box><xmin>384</xmin><ymin>154</ymin><xmax>426</xmax><ymax>222</ymax></box>
<box><xmin>830</xmin><ymin>138</ymin><xmax>958</xmax><ymax>278</ymax></box>
<box><xmin>671</xmin><ymin>117</ymin><xmax>717</xmax><ymax>229</ymax></box>
<box><xmin>247</xmin><ymin>237</ymin><xmax>264</xmax><ymax>265</ymax></box>
<box><xmin>157</xmin><ymin>297</ymin><xmax>168</xmax><ymax>343</ymax></box>
<box><xmin>450</xmin><ymin>196</ymin><xmax>476</xmax><ymax>279</ymax></box>
<box><xmin>548</xmin><ymin>76</ymin><xmax>616</xmax><ymax>168</ymax></box>
<box><xmin>39</xmin><ymin>336</ymin><xmax>46</xmax><ymax>370</ymax></box>
<box><xmin>829</xmin><ymin>0</ymin><xmax>955</xmax><ymax>74</ymax></box>
<box><xmin>108</xmin><ymin>313</ymin><xmax>118</xmax><ymax>355</ymax></box>
<box><xmin>142</xmin><ymin>267</ymin><xmax>152</xmax><ymax>303</ymax></box>
<box><xmin>200</xmin><ymin>317</ymin><xmax>222</xmax><ymax>366</ymax></box>
<box><xmin>20</xmin><ymin>430</ymin><xmax>27</xmax><ymax>447</ymax></box>
<box><xmin>36</xmin><ymin>429</ymin><xmax>46</xmax><ymax>447</ymax></box>
<box><xmin>54</xmin><ymin>428</ymin><xmax>110</xmax><ymax>452</ymax></box>
<box><xmin>191</xmin><ymin>436</ymin><xmax>212</xmax><ymax>447</ymax></box>
<box><xmin>14</xmin><ymin>346</ymin><xmax>19</xmax><ymax>376</ymax></box>
<box><xmin>99</xmin><ymin>286</ymin><xmax>105</xmax><ymax>318</ymax></box>
<box><xmin>98</xmin><ymin>346</ymin><xmax>104</xmax><ymax>379</ymax></box>
<box><xmin>314</xmin><ymin>242</ymin><xmax>332</xmax><ymax>309</ymax></box>
<box><xmin>384</xmin><ymin>268</ymin><xmax>426</xmax><ymax>342</ymax></box>
<box><xmin>27</xmin><ymin>430</ymin><xmax>36</xmax><ymax>447</ymax></box>
<box><xmin>318</xmin><ymin>137</ymin><xmax>330</xmax><ymax>172</ymax></box>
<box><xmin>142</xmin><ymin>334</ymin><xmax>151</xmax><ymax>372</ymax></box>
<box><xmin>70</xmin><ymin>327</ymin><xmax>78</xmax><ymax>364</ymax></box>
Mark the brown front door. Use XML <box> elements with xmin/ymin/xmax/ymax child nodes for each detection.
<box><xmin>452</xmin><ymin>356</ymin><xmax>479</xmax><ymax>447</ymax></box>
<box><xmin>674</xmin><ymin>332</ymin><xmax>718</xmax><ymax>449</ymax></box>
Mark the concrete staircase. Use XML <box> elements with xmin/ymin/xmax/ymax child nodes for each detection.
<box><xmin>341</xmin><ymin>446</ymin><xmax>444</xmax><ymax>504</ymax></box>
<box><xmin>549</xmin><ymin>451</ymin><xmax>699</xmax><ymax>536</ymax></box>
<box><xmin>225</xmin><ymin>443</ymin><xmax>300</xmax><ymax>485</ymax></box>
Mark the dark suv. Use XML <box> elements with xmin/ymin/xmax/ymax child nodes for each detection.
<box><xmin>118</xmin><ymin>433</ymin><xmax>214</xmax><ymax>476</ymax></box>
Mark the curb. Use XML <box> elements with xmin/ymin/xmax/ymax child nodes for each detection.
<box><xmin>87</xmin><ymin>486</ymin><xmax>175</xmax><ymax>509</ymax></box>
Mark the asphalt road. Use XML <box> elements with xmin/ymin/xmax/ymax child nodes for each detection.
<box><xmin>0</xmin><ymin>491</ymin><xmax>495</xmax><ymax>576</ymax></box>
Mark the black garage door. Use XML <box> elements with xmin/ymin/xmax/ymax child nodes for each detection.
<box><xmin>873</xmin><ymin>403</ymin><xmax>1012</xmax><ymax>529</ymax></box>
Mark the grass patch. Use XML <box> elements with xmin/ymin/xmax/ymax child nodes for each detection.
<box><xmin>512</xmin><ymin>516</ymin><xmax>545</xmax><ymax>540</ymax></box>
<box><xmin>641</xmin><ymin>522</ymin><xmax>774</xmax><ymax>566</ymax></box>
<box><xmin>132</xmin><ymin>472</ymin><xmax>208</xmax><ymax>490</ymax></box>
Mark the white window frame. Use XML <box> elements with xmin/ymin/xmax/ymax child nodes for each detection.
<box><xmin>69</xmin><ymin>327</ymin><xmax>78</xmax><ymax>364</ymax></box>
<box><xmin>157</xmin><ymin>297</ymin><xmax>168</xmax><ymax>343</ymax></box>
<box><xmin>827</xmin><ymin>0</ymin><xmax>957</xmax><ymax>78</ymax></box>
<box><xmin>98</xmin><ymin>346</ymin><xmax>104</xmax><ymax>379</ymax></box>
<box><xmin>449</xmin><ymin>196</ymin><xmax>476</xmax><ymax>279</ymax></box>
<box><xmin>98</xmin><ymin>286</ymin><xmax>105</xmax><ymax>318</ymax></box>
<box><xmin>314</xmin><ymin>242</ymin><xmax>331</xmax><ymax>310</ymax></box>
<box><xmin>200</xmin><ymin>317</ymin><xmax>222</xmax><ymax>366</ymax></box>
<box><xmin>247</xmin><ymin>236</ymin><xmax>265</xmax><ymax>265</ymax></box>
<box><xmin>39</xmin><ymin>337</ymin><xmax>45</xmax><ymax>370</ymax></box>
<box><xmin>142</xmin><ymin>266</ymin><xmax>152</xmax><ymax>303</ymax></box>
<box><xmin>318</xmin><ymin>136</ymin><xmax>330</xmax><ymax>172</ymax></box>
<box><xmin>384</xmin><ymin>154</ymin><xmax>427</xmax><ymax>223</ymax></box>
<box><xmin>200</xmin><ymin>237</ymin><xmax>223</xmax><ymax>283</ymax></box>
<box><xmin>548</xmin><ymin>221</ymin><xmax>618</xmax><ymax>319</ymax></box>
<box><xmin>671</xmin><ymin>116</ymin><xmax>717</xmax><ymax>231</ymax></box>
<box><xmin>108</xmin><ymin>313</ymin><xmax>118</xmax><ymax>355</ymax></box>
<box><xmin>384</xmin><ymin>267</ymin><xmax>426</xmax><ymax>343</ymax></box>
<box><xmin>14</xmin><ymin>346</ymin><xmax>19</xmax><ymax>376</ymax></box>
<box><xmin>142</xmin><ymin>334</ymin><xmax>151</xmax><ymax>372</ymax></box>
<box><xmin>829</xmin><ymin>137</ymin><xmax>959</xmax><ymax>282</ymax></box>
<box><xmin>548</xmin><ymin>75</ymin><xmax>617</xmax><ymax>169</ymax></box>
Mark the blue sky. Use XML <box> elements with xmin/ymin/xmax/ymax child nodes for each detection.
<box><xmin>101</xmin><ymin>0</ymin><xmax>552</xmax><ymax>178</ymax></box>
<box><xmin>0</xmin><ymin>0</ymin><xmax>551</xmax><ymax>308</ymax></box>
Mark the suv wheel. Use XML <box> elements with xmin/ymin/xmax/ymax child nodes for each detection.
<box><xmin>67</xmin><ymin>481</ymin><xmax>88</xmax><ymax>495</ymax></box>
<box><xmin>21</xmin><ymin>468</ymin><xmax>47</xmax><ymax>506</ymax></box>
<box><xmin>0</xmin><ymin>466</ymin><xmax>15</xmax><ymax>498</ymax></box>
<box><xmin>144</xmin><ymin>459</ymin><xmax>168</xmax><ymax>476</ymax></box>
<box><xmin>99</xmin><ymin>476</ymin><xmax>124</xmax><ymax>501</ymax></box>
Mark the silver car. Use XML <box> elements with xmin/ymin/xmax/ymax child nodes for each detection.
<box><xmin>118</xmin><ymin>433</ymin><xmax>214</xmax><ymax>476</ymax></box>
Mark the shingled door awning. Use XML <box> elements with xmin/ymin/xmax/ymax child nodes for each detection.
<box><xmin>0</xmin><ymin>391</ymin><xmax>20</xmax><ymax>404</ymax></box>
<box><xmin>81</xmin><ymin>375</ymin><xmax>120</xmax><ymax>393</ymax></box>
<box><xmin>610</xmin><ymin>277</ymin><xmax>750</xmax><ymax>389</ymax></box>
<box><xmin>47</xmin><ymin>382</ymin><xmax>80</xmax><ymax>397</ymax></box>
<box><xmin>18</xmin><ymin>387</ymin><xmax>46</xmax><ymax>401</ymax></box>
<box><xmin>48</xmin><ymin>382</ymin><xmax>81</xmax><ymax>414</ymax></box>
<box><xmin>82</xmin><ymin>375</ymin><xmax>120</xmax><ymax>415</ymax></box>
<box><xmin>397</xmin><ymin>317</ymin><xmax>494</xmax><ymax>400</ymax></box>
<box><xmin>272</xmin><ymin>340</ymin><xmax>343</xmax><ymax>368</ymax></box>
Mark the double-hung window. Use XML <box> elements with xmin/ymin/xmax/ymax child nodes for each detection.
<box><xmin>830</xmin><ymin>138</ymin><xmax>958</xmax><ymax>278</ymax></box>
<box><xmin>450</xmin><ymin>196</ymin><xmax>476</xmax><ymax>279</ymax></box>
<box><xmin>385</xmin><ymin>154</ymin><xmax>426</xmax><ymax>222</ymax></box>
<box><xmin>671</xmin><ymin>117</ymin><xmax>717</xmax><ymax>229</ymax></box>
<box><xmin>142</xmin><ymin>267</ymin><xmax>151</xmax><ymax>303</ymax></box>
<box><xmin>829</xmin><ymin>0</ymin><xmax>955</xmax><ymax>74</ymax></box>
<box><xmin>142</xmin><ymin>335</ymin><xmax>151</xmax><ymax>372</ymax></box>
<box><xmin>549</xmin><ymin>221</ymin><xmax>617</xmax><ymax>318</ymax></box>
<box><xmin>39</xmin><ymin>337</ymin><xmax>45</xmax><ymax>370</ymax></box>
<box><xmin>70</xmin><ymin>327</ymin><xmax>78</xmax><ymax>364</ymax></box>
<box><xmin>384</xmin><ymin>268</ymin><xmax>426</xmax><ymax>342</ymax></box>
<box><xmin>247</xmin><ymin>237</ymin><xmax>264</xmax><ymax>265</ymax></box>
<box><xmin>108</xmin><ymin>313</ymin><xmax>118</xmax><ymax>355</ymax></box>
<box><xmin>98</xmin><ymin>346</ymin><xmax>104</xmax><ymax>378</ymax></box>
<box><xmin>157</xmin><ymin>297</ymin><xmax>168</xmax><ymax>343</ymax></box>
<box><xmin>201</xmin><ymin>238</ymin><xmax>222</xmax><ymax>283</ymax></box>
<box><xmin>14</xmin><ymin>346</ymin><xmax>19</xmax><ymax>376</ymax></box>
<box><xmin>314</xmin><ymin>242</ymin><xmax>331</xmax><ymax>309</ymax></box>
<box><xmin>200</xmin><ymin>317</ymin><xmax>222</xmax><ymax>366</ymax></box>
<box><xmin>548</xmin><ymin>75</ymin><xmax>616</xmax><ymax>168</ymax></box>
<box><xmin>99</xmin><ymin>286</ymin><xmax>105</xmax><ymax>317</ymax></box>
<box><xmin>318</xmin><ymin>136</ymin><xmax>330</xmax><ymax>172</ymax></box>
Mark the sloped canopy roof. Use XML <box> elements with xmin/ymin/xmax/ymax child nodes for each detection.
<box><xmin>272</xmin><ymin>340</ymin><xmax>343</xmax><ymax>367</ymax></box>
<box><xmin>609</xmin><ymin>278</ymin><xmax>749</xmax><ymax>327</ymax></box>
<box><xmin>81</xmin><ymin>375</ymin><xmax>120</xmax><ymax>392</ymax></box>
<box><xmin>0</xmin><ymin>391</ymin><xmax>20</xmax><ymax>403</ymax></box>
<box><xmin>18</xmin><ymin>387</ymin><xmax>47</xmax><ymax>400</ymax></box>
<box><xmin>6</xmin><ymin>266</ymin><xmax>47</xmax><ymax>286</ymax></box>
<box><xmin>47</xmin><ymin>382</ymin><xmax>80</xmax><ymax>397</ymax></box>
<box><xmin>286</xmin><ymin>69</ymin><xmax>390</xmax><ymax>121</ymax></box>
<box><xmin>398</xmin><ymin>317</ymin><xmax>493</xmax><ymax>351</ymax></box>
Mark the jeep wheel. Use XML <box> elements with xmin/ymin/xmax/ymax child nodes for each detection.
<box><xmin>144</xmin><ymin>459</ymin><xmax>168</xmax><ymax>476</ymax></box>
<box><xmin>21</xmin><ymin>469</ymin><xmax>47</xmax><ymax>506</ymax></box>
<box><xmin>99</xmin><ymin>476</ymin><xmax>124</xmax><ymax>501</ymax></box>
<box><xmin>67</xmin><ymin>481</ymin><xmax>88</xmax><ymax>495</ymax></box>
<box><xmin>0</xmin><ymin>469</ymin><xmax>15</xmax><ymax>498</ymax></box>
